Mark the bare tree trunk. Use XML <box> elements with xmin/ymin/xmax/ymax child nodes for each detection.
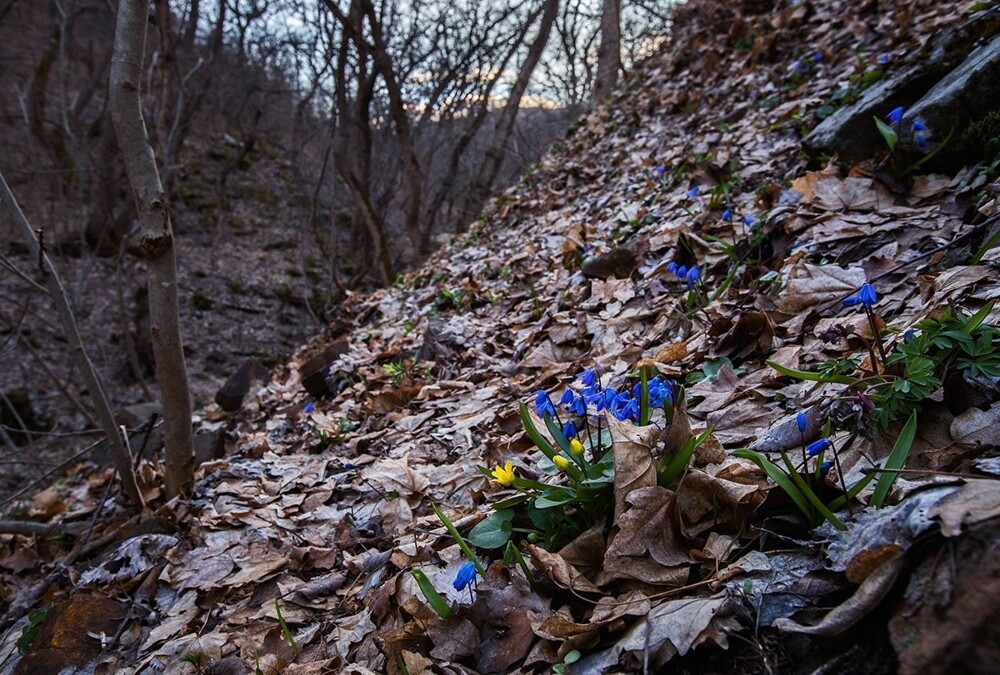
<box><xmin>0</xmin><ymin>170</ymin><xmax>144</xmax><ymax>509</ymax></box>
<box><xmin>459</xmin><ymin>0</ymin><xmax>559</xmax><ymax>229</ymax></box>
<box><xmin>110</xmin><ymin>0</ymin><xmax>194</xmax><ymax>499</ymax></box>
<box><xmin>593</xmin><ymin>0</ymin><xmax>621</xmax><ymax>102</ymax></box>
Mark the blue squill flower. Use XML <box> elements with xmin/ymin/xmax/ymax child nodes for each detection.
<box><xmin>791</xmin><ymin>60</ymin><xmax>802</xmax><ymax>72</ymax></box>
<box><xmin>886</xmin><ymin>106</ymin><xmax>904</xmax><ymax>125</ymax></box>
<box><xmin>743</xmin><ymin>214</ymin><xmax>755</xmax><ymax>226</ymax></box>
<box><xmin>912</xmin><ymin>120</ymin><xmax>929</xmax><ymax>149</ymax></box>
<box><xmin>820</xmin><ymin>461</ymin><xmax>832</xmax><ymax>475</ymax></box>
<box><xmin>560</xmin><ymin>390</ymin><xmax>575</xmax><ymax>406</ymax></box>
<box><xmin>843</xmin><ymin>283</ymin><xmax>877</xmax><ymax>309</ymax></box>
<box><xmin>878</xmin><ymin>54</ymin><xmax>890</xmax><ymax>65</ymax></box>
<box><xmin>453</xmin><ymin>561</ymin><xmax>477</xmax><ymax>591</ymax></box>
<box><xmin>807</xmin><ymin>438</ymin><xmax>832</xmax><ymax>457</ymax></box>
<box><xmin>676</xmin><ymin>265</ymin><xmax>687</xmax><ymax>278</ymax></box>
<box><xmin>304</xmin><ymin>401</ymin><xmax>315</xmax><ymax>414</ymax></box>
<box><xmin>685</xmin><ymin>267</ymin><xmax>700</xmax><ymax>288</ymax></box>
<box><xmin>722</xmin><ymin>209</ymin><xmax>732</xmax><ymax>221</ymax></box>
<box><xmin>534</xmin><ymin>391</ymin><xmax>555</xmax><ymax>418</ymax></box>
<box><xmin>666</xmin><ymin>261</ymin><xmax>678</xmax><ymax>275</ymax></box>
<box><xmin>796</xmin><ymin>411</ymin><xmax>807</xmax><ymax>433</ymax></box>
<box><xmin>687</xmin><ymin>187</ymin><xmax>699</xmax><ymax>199</ymax></box>
<box><xmin>903</xmin><ymin>328</ymin><xmax>916</xmax><ymax>344</ymax></box>
<box><xmin>562</xmin><ymin>420</ymin><xmax>578</xmax><ymax>439</ymax></box>
<box><xmin>578</xmin><ymin>369</ymin><xmax>598</xmax><ymax>387</ymax></box>
<box><xmin>813</xmin><ymin>51</ymin><xmax>823</xmax><ymax>62</ymax></box>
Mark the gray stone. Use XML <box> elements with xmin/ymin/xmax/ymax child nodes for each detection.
<box><xmin>214</xmin><ymin>358</ymin><xmax>271</xmax><ymax>412</ymax></box>
<box><xmin>803</xmin><ymin>6</ymin><xmax>1000</xmax><ymax>165</ymax></box>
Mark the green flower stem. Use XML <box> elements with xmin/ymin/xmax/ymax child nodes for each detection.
<box><xmin>432</xmin><ymin>503</ymin><xmax>487</xmax><ymax>577</ymax></box>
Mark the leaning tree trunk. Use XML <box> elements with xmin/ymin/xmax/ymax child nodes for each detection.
<box><xmin>110</xmin><ymin>0</ymin><xmax>194</xmax><ymax>498</ymax></box>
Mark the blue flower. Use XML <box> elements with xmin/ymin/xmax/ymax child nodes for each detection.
<box><xmin>578</xmin><ymin>369</ymin><xmax>598</xmax><ymax>387</ymax></box>
<box><xmin>560</xmin><ymin>390</ymin><xmax>575</xmax><ymax>406</ymax></box>
<box><xmin>569</xmin><ymin>396</ymin><xmax>586</xmax><ymax>416</ymax></box>
<box><xmin>843</xmin><ymin>283</ymin><xmax>877</xmax><ymax>309</ymax></box>
<box><xmin>685</xmin><ymin>266</ymin><xmax>700</xmax><ymax>288</ymax></box>
<box><xmin>820</xmin><ymin>461</ymin><xmax>832</xmax><ymax>475</ymax></box>
<box><xmin>903</xmin><ymin>328</ymin><xmax>916</xmax><ymax>344</ymax></box>
<box><xmin>807</xmin><ymin>438</ymin><xmax>832</xmax><ymax>457</ymax></box>
<box><xmin>791</xmin><ymin>60</ymin><xmax>803</xmax><ymax>71</ymax></box>
<box><xmin>534</xmin><ymin>391</ymin><xmax>555</xmax><ymax>418</ymax></box>
<box><xmin>687</xmin><ymin>187</ymin><xmax>699</xmax><ymax>199</ymax></box>
<box><xmin>453</xmin><ymin>561</ymin><xmax>477</xmax><ymax>591</ymax></box>
<box><xmin>912</xmin><ymin>120</ymin><xmax>930</xmax><ymax>149</ymax></box>
<box><xmin>813</xmin><ymin>51</ymin><xmax>823</xmax><ymax>62</ymax></box>
<box><xmin>722</xmin><ymin>209</ymin><xmax>732</xmax><ymax>221</ymax></box>
<box><xmin>877</xmin><ymin>53</ymin><xmax>890</xmax><ymax>65</ymax></box>
<box><xmin>655</xmin><ymin>165</ymin><xmax>666</xmax><ymax>175</ymax></box>
<box><xmin>646</xmin><ymin>377</ymin><xmax>674</xmax><ymax>408</ymax></box>
<box><xmin>743</xmin><ymin>214</ymin><xmax>755</xmax><ymax>226</ymax></box>
<box><xmin>796</xmin><ymin>411</ymin><xmax>807</xmax><ymax>433</ymax></box>
<box><xmin>676</xmin><ymin>265</ymin><xmax>687</xmax><ymax>278</ymax></box>
<box><xmin>886</xmin><ymin>106</ymin><xmax>904</xmax><ymax>125</ymax></box>
<box><xmin>666</xmin><ymin>261</ymin><xmax>678</xmax><ymax>275</ymax></box>
<box><xmin>562</xmin><ymin>420</ymin><xmax>578</xmax><ymax>439</ymax></box>
<box><xmin>304</xmin><ymin>401</ymin><xmax>315</xmax><ymax>414</ymax></box>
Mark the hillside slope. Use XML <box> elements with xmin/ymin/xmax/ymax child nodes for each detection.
<box><xmin>4</xmin><ymin>0</ymin><xmax>1000</xmax><ymax>673</ymax></box>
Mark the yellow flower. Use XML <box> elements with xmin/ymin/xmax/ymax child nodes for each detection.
<box><xmin>491</xmin><ymin>460</ymin><xmax>516</xmax><ymax>487</ymax></box>
<box><xmin>569</xmin><ymin>439</ymin><xmax>584</xmax><ymax>456</ymax></box>
<box><xmin>552</xmin><ymin>455</ymin><xmax>571</xmax><ymax>471</ymax></box>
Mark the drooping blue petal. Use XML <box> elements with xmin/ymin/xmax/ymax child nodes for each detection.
<box><xmin>453</xmin><ymin>561</ymin><xmax>477</xmax><ymax>591</ymax></box>
<box><xmin>887</xmin><ymin>106</ymin><xmax>904</xmax><ymax>124</ymax></box>
<box><xmin>304</xmin><ymin>402</ymin><xmax>315</xmax><ymax>414</ymax></box>
<box><xmin>534</xmin><ymin>390</ymin><xmax>555</xmax><ymax>418</ymax></box>
<box><xmin>578</xmin><ymin>369</ymin><xmax>598</xmax><ymax>387</ymax></box>
<box><xmin>560</xmin><ymin>390</ymin><xmax>575</xmax><ymax>406</ymax></box>
<box><xmin>562</xmin><ymin>420</ymin><xmax>578</xmax><ymax>439</ymax></box>
<box><xmin>797</xmin><ymin>411</ymin><xmax>807</xmax><ymax>433</ymax></box>
<box><xmin>722</xmin><ymin>209</ymin><xmax>732</xmax><ymax>221</ymax></box>
<box><xmin>676</xmin><ymin>265</ymin><xmax>687</xmax><ymax>278</ymax></box>
<box><xmin>807</xmin><ymin>438</ymin><xmax>832</xmax><ymax>457</ymax></box>
<box><xmin>685</xmin><ymin>267</ymin><xmax>700</xmax><ymax>288</ymax></box>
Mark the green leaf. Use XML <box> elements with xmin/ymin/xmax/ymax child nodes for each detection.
<box><xmin>658</xmin><ymin>429</ymin><xmax>712</xmax><ymax>485</ymax></box>
<box><xmin>779</xmin><ymin>452</ymin><xmax>846</xmax><ymax>530</ymax></box>
<box><xmin>963</xmin><ymin>299</ymin><xmax>996</xmax><ymax>334</ymax></box>
<box><xmin>639</xmin><ymin>366</ymin><xmax>651</xmax><ymax>426</ymax></box>
<box><xmin>732</xmin><ymin>449</ymin><xmax>815</xmax><ymax>523</ymax></box>
<box><xmin>432</xmin><ymin>503</ymin><xmax>486</xmax><ymax>577</ymax></box>
<box><xmin>768</xmin><ymin>361</ymin><xmax>856</xmax><ymax>384</ymax></box>
<box><xmin>871</xmin><ymin>411</ymin><xmax>918</xmax><ymax>508</ymax></box>
<box><xmin>467</xmin><ymin>509</ymin><xmax>514</xmax><ymax>549</ymax></box>
<box><xmin>874</xmin><ymin>116</ymin><xmax>899</xmax><ymax>153</ymax></box>
<box><xmin>274</xmin><ymin>599</ymin><xmax>299</xmax><ymax>654</ymax></box>
<box><xmin>410</xmin><ymin>570</ymin><xmax>452</xmax><ymax>619</ymax></box>
<box><xmin>519</xmin><ymin>402</ymin><xmax>557</xmax><ymax>461</ymax></box>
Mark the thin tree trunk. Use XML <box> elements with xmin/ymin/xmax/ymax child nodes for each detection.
<box><xmin>593</xmin><ymin>0</ymin><xmax>621</xmax><ymax>103</ymax></box>
<box><xmin>0</xmin><ymin>170</ymin><xmax>144</xmax><ymax>508</ymax></box>
<box><xmin>459</xmin><ymin>0</ymin><xmax>559</xmax><ymax>230</ymax></box>
<box><xmin>110</xmin><ymin>0</ymin><xmax>194</xmax><ymax>498</ymax></box>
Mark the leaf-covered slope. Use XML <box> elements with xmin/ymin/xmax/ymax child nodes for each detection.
<box><xmin>6</xmin><ymin>0</ymin><xmax>1000</xmax><ymax>673</ymax></box>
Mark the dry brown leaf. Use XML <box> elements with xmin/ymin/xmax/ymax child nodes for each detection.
<box><xmin>775</xmin><ymin>261</ymin><xmax>867</xmax><ymax>313</ymax></box>
<box><xmin>775</xmin><ymin>554</ymin><xmax>903</xmax><ymax>637</ymax></box>
<box><xmin>931</xmin><ymin>479</ymin><xmax>1000</xmax><ymax>537</ymax></box>
<box><xmin>607</xmin><ymin>416</ymin><xmax>658</xmax><ymax>521</ymax></box>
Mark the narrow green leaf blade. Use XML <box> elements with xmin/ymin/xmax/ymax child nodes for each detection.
<box><xmin>871</xmin><ymin>411</ymin><xmax>918</xmax><ymax>508</ymax></box>
<box><xmin>410</xmin><ymin>570</ymin><xmax>452</xmax><ymax>619</ymax></box>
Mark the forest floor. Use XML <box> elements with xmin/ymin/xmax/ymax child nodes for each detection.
<box><xmin>3</xmin><ymin>0</ymin><xmax>1000</xmax><ymax>673</ymax></box>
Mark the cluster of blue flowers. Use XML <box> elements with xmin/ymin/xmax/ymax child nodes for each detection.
<box><xmin>722</xmin><ymin>209</ymin><xmax>755</xmax><ymax>228</ymax></box>
<box><xmin>665</xmin><ymin>261</ymin><xmax>700</xmax><ymax>288</ymax></box>
<box><xmin>535</xmin><ymin>369</ymin><xmax>675</xmax><ymax>427</ymax></box>
<box><xmin>886</xmin><ymin>106</ymin><xmax>930</xmax><ymax>150</ymax></box>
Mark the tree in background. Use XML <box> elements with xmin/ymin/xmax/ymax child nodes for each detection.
<box><xmin>111</xmin><ymin>0</ymin><xmax>194</xmax><ymax>498</ymax></box>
